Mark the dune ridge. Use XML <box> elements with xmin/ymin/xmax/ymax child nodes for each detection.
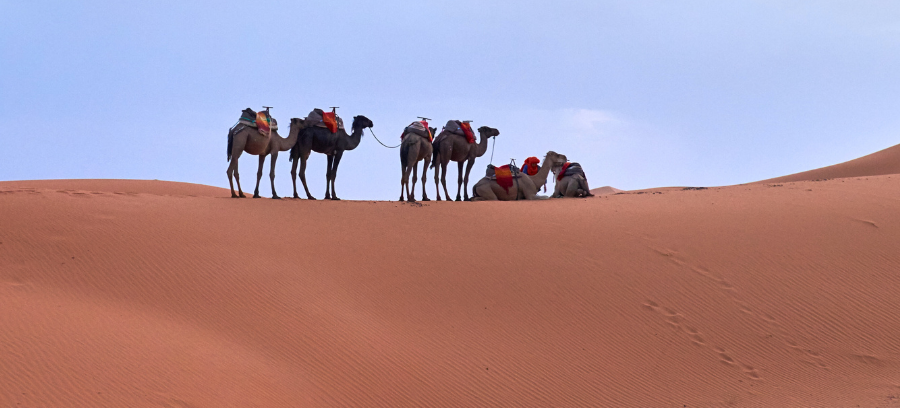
<box><xmin>2</xmin><ymin>147</ymin><xmax>900</xmax><ymax>406</ymax></box>
<box><xmin>761</xmin><ymin>142</ymin><xmax>900</xmax><ymax>183</ymax></box>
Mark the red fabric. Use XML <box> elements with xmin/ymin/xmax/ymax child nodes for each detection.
<box><xmin>420</xmin><ymin>120</ymin><xmax>432</xmax><ymax>141</ymax></box>
<box><xmin>322</xmin><ymin>112</ymin><xmax>338</xmax><ymax>133</ymax></box>
<box><xmin>460</xmin><ymin>122</ymin><xmax>476</xmax><ymax>144</ymax></box>
<box><xmin>521</xmin><ymin>157</ymin><xmax>540</xmax><ymax>176</ymax></box>
<box><xmin>558</xmin><ymin>162</ymin><xmax>572</xmax><ymax>181</ymax></box>
<box><xmin>494</xmin><ymin>165</ymin><xmax>514</xmax><ymax>193</ymax></box>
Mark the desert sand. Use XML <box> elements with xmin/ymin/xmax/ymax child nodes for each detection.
<box><xmin>2</xmin><ymin>147</ymin><xmax>900</xmax><ymax>407</ymax></box>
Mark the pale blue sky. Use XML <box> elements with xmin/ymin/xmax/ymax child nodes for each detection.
<box><xmin>2</xmin><ymin>1</ymin><xmax>899</xmax><ymax>199</ymax></box>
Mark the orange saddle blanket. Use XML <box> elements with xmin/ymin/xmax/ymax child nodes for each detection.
<box><xmin>494</xmin><ymin>165</ymin><xmax>514</xmax><ymax>193</ymax></box>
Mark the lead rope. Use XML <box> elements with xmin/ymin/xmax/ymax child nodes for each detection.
<box><xmin>368</xmin><ymin>128</ymin><xmax>401</xmax><ymax>149</ymax></box>
<box><xmin>489</xmin><ymin>137</ymin><xmax>496</xmax><ymax>164</ymax></box>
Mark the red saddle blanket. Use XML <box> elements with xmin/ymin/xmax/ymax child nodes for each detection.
<box><xmin>494</xmin><ymin>165</ymin><xmax>514</xmax><ymax>193</ymax></box>
<box><xmin>255</xmin><ymin>111</ymin><xmax>271</xmax><ymax>136</ymax></box>
<box><xmin>322</xmin><ymin>111</ymin><xmax>338</xmax><ymax>133</ymax></box>
<box><xmin>460</xmin><ymin>122</ymin><xmax>475</xmax><ymax>144</ymax></box>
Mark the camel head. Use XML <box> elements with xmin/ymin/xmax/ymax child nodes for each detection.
<box><xmin>289</xmin><ymin>117</ymin><xmax>307</xmax><ymax>131</ymax></box>
<box><xmin>545</xmin><ymin>151</ymin><xmax>568</xmax><ymax>172</ymax></box>
<box><xmin>352</xmin><ymin>115</ymin><xmax>374</xmax><ymax>130</ymax></box>
<box><xmin>478</xmin><ymin>126</ymin><xmax>500</xmax><ymax>138</ymax></box>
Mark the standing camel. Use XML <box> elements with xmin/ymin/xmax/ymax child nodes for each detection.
<box><xmin>470</xmin><ymin>151</ymin><xmax>567</xmax><ymax>201</ymax></box>
<box><xmin>289</xmin><ymin>115</ymin><xmax>374</xmax><ymax>200</ymax></box>
<box><xmin>227</xmin><ymin>117</ymin><xmax>306</xmax><ymax>199</ymax></box>
<box><xmin>431</xmin><ymin>125</ymin><xmax>500</xmax><ymax>201</ymax></box>
<box><xmin>399</xmin><ymin>127</ymin><xmax>437</xmax><ymax>202</ymax></box>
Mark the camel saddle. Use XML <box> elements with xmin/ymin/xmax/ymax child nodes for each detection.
<box><xmin>402</xmin><ymin>120</ymin><xmax>432</xmax><ymax>141</ymax></box>
<box><xmin>306</xmin><ymin>108</ymin><xmax>345</xmax><ymax>133</ymax></box>
<box><xmin>558</xmin><ymin>162</ymin><xmax>586</xmax><ymax>181</ymax></box>
<box><xmin>237</xmin><ymin>108</ymin><xmax>278</xmax><ymax>131</ymax></box>
<box><xmin>443</xmin><ymin>120</ymin><xmax>476</xmax><ymax>143</ymax></box>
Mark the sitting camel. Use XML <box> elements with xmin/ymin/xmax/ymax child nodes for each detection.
<box><xmin>227</xmin><ymin>116</ymin><xmax>306</xmax><ymax>199</ymax></box>
<box><xmin>288</xmin><ymin>114</ymin><xmax>374</xmax><ymax>200</ymax></box>
<box><xmin>552</xmin><ymin>162</ymin><xmax>594</xmax><ymax>198</ymax></box>
<box><xmin>399</xmin><ymin>126</ymin><xmax>437</xmax><ymax>202</ymax></box>
<box><xmin>431</xmin><ymin>124</ymin><xmax>500</xmax><ymax>201</ymax></box>
<box><xmin>470</xmin><ymin>151</ymin><xmax>567</xmax><ymax>201</ymax></box>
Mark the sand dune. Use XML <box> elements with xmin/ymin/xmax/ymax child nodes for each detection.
<box><xmin>590</xmin><ymin>185</ymin><xmax>623</xmax><ymax>195</ymax></box>
<box><xmin>762</xmin><ymin>142</ymin><xmax>900</xmax><ymax>183</ymax></box>
<box><xmin>2</xmin><ymin>174</ymin><xmax>900</xmax><ymax>407</ymax></box>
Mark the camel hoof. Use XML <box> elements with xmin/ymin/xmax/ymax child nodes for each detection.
<box><xmin>331</xmin><ymin>197</ymin><xmax>341</xmax><ymax>201</ymax></box>
<box><xmin>436</xmin><ymin>197</ymin><xmax>442</xmax><ymax>201</ymax></box>
<box><xmin>421</xmin><ymin>197</ymin><xmax>431</xmax><ymax>202</ymax></box>
<box><xmin>293</xmin><ymin>193</ymin><xmax>300</xmax><ymax>199</ymax></box>
<box><xmin>455</xmin><ymin>197</ymin><xmax>462</xmax><ymax>202</ymax></box>
<box><xmin>271</xmin><ymin>195</ymin><xmax>281</xmax><ymax>200</ymax></box>
<box><xmin>253</xmin><ymin>194</ymin><xmax>261</xmax><ymax>198</ymax></box>
<box><xmin>407</xmin><ymin>197</ymin><xmax>416</xmax><ymax>203</ymax></box>
<box><xmin>238</xmin><ymin>193</ymin><xmax>246</xmax><ymax>198</ymax></box>
<box><xmin>307</xmin><ymin>196</ymin><xmax>317</xmax><ymax>200</ymax></box>
<box><xmin>399</xmin><ymin>197</ymin><xmax>405</xmax><ymax>202</ymax></box>
<box><xmin>231</xmin><ymin>193</ymin><xmax>239</xmax><ymax>198</ymax></box>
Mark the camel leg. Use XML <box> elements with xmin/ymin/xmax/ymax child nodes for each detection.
<box><xmin>462</xmin><ymin>159</ymin><xmax>475</xmax><ymax>201</ymax></box>
<box><xmin>290</xmin><ymin>156</ymin><xmax>300</xmax><ymax>199</ymax></box>
<box><xmin>324</xmin><ymin>155</ymin><xmax>334</xmax><ymax>200</ymax></box>
<box><xmin>298</xmin><ymin>151</ymin><xmax>315</xmax><ymax>200</ymax></box>
<box><xmin>227</xmin><ymin>157</ymin><xmax>239</xmax><ymax>198</ymax></box>
<box><xmin>455</xmin><ymin>161</ymin><xmax>465</xmax><ymax>201</ymax></box>
<box><xmin>330</xmin><ymin>152</ymin><xmax>343</xmax><ymax>200</ymax></box>
<box><xmin>409</xmin><ymin>164</ymin><xmax>418</xmax><ymax>202</ymax></box>
<box><xmin>420</xmin><ymin>157</ymin><xmax>430</xmax><ymax>201</ymax></box>
<box><xmin>441</xmin><ymin>161</ymin><xmax>452</xmax><ymax>201</ymax></box>
<box><xmin>253</xmin><ymin>154</ymin><xmax>265</xmax><ymax>198</ymax></box>
<box><xmin>433</xmin><ymin>156</ymin><xmax>442</xmax><ymax>201</ymax></box>
<box><xmin>228</xmin><ymin>139</ymin><xmax>247</xmax><ymax>198</ymax></box>
<box><xmin>470</xmin><ymin>181</ymin><xmax>498</xmax><ymax>201</ymax></box>
<box><xmin>269</xmin><ymin>151</ymin><xmax>280</xmax><ymax>199</ymax></box>
<box><xmin>400</xmin><ymin>163</ymin><xmax>407</xmax><ymax>202</ymax></box>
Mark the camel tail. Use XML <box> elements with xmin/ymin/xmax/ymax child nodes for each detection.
<box><xmin>400</xmin><ymin>142</ymin><xmax>410</xmax><ymax>169</ymax></box>
<box><xmin>430</xmin><ymin>144</ymin><xmax>438</xmax><ymax>169</ymax></box>
<box><xmin>289</xmin><ymin>129</ymin><xmax>302</xmax><ymax>163</ymax></box>
<box><xmin>227</xmin><ymin>127</ymin><xmax>234</xmax><ymax>162</ymax></box>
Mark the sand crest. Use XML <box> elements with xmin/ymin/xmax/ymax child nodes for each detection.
<box><xmin>3</xmin><ymin>149</ymin><xmax>900</xmax><ymax>406</ymax></box>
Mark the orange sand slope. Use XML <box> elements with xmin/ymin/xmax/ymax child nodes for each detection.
<box><xmin>762</xmin><ymin>142</ymin><xmax>900</xmax><ymax>183</ymax></box>
<box><xmin>2</xmin><ymin>178</ymin><xmax>900</xmax><ymax>407</ymax></box>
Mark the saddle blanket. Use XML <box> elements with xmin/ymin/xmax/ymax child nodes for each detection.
<box><xmin>306</xmin><ymin>108</ymin><xmax>345</xmax><ymax>133</ymax></box>
<box><xmin>494</xmin><ymin>165</ymin><xmax>514</xmax><ymax>193</ymax></box>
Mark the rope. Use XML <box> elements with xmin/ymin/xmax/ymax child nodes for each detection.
<box><xmin>369</xmin><ymin>128</ymin><xmax>401</xmax><ymax>149</ymax></box>
<box><xmin>489</xmin><ymin>137</ymin><xmax>496</xmax><ymax>164</ymax></box>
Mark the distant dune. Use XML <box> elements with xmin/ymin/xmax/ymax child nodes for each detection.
<box><xmin>761</xmin><ymin>142</ymin><xmax>900</xmax><ymax>183</ymax></box>
<box><xmin>3</xmin><ymin>147</ymin><xmax>900</xmax><ymax>406</ymax></box>
<box><xmin>590</xmin><ymin>185</ymin><xmax>623</xmax><ymax>195</ymax></box>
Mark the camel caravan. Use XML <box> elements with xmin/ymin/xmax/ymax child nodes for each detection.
<box><xmin>227</xmin><ymin>107</ymin><xmax>593</xmax><ymax>202</ymax></box>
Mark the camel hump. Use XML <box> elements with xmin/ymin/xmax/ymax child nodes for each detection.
<box><xmin>306</xmin><ymin>108</ymin><xmax>345</xmax><ymax>133</ymax></box>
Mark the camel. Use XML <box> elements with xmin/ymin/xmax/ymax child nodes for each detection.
<box><xmin>470</xmin><ymin>151</ymin><xmax>567</xmax><ymax>201</ymax></box>
<box><xmin>289</xmin><ymin>115</ymin><xmax>374</xmax><ymax>200</ymax></box>
<box><xmin>551</xmin><ymin>163</ymin><xmax>594</xmax><ymax>198</ymax></box>
<box><xmin>431</xmin><ymin>125</ymin><xmax>500</xmax><ymax>201</ymax></box>
<box><xmin>399</xmin><ymin>127</ymin><xmax>437</xmax><ymax>202</ymax></box>
<box><xmin>227</xmin><ymin>117</ymin><xmax>306</xmax><ymax>199</ymax></box>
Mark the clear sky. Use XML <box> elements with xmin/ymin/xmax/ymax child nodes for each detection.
<box><xmin>2</xmin><ymin>1</ymin><xmax>899</xmax><ymax>200</ymax></box>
